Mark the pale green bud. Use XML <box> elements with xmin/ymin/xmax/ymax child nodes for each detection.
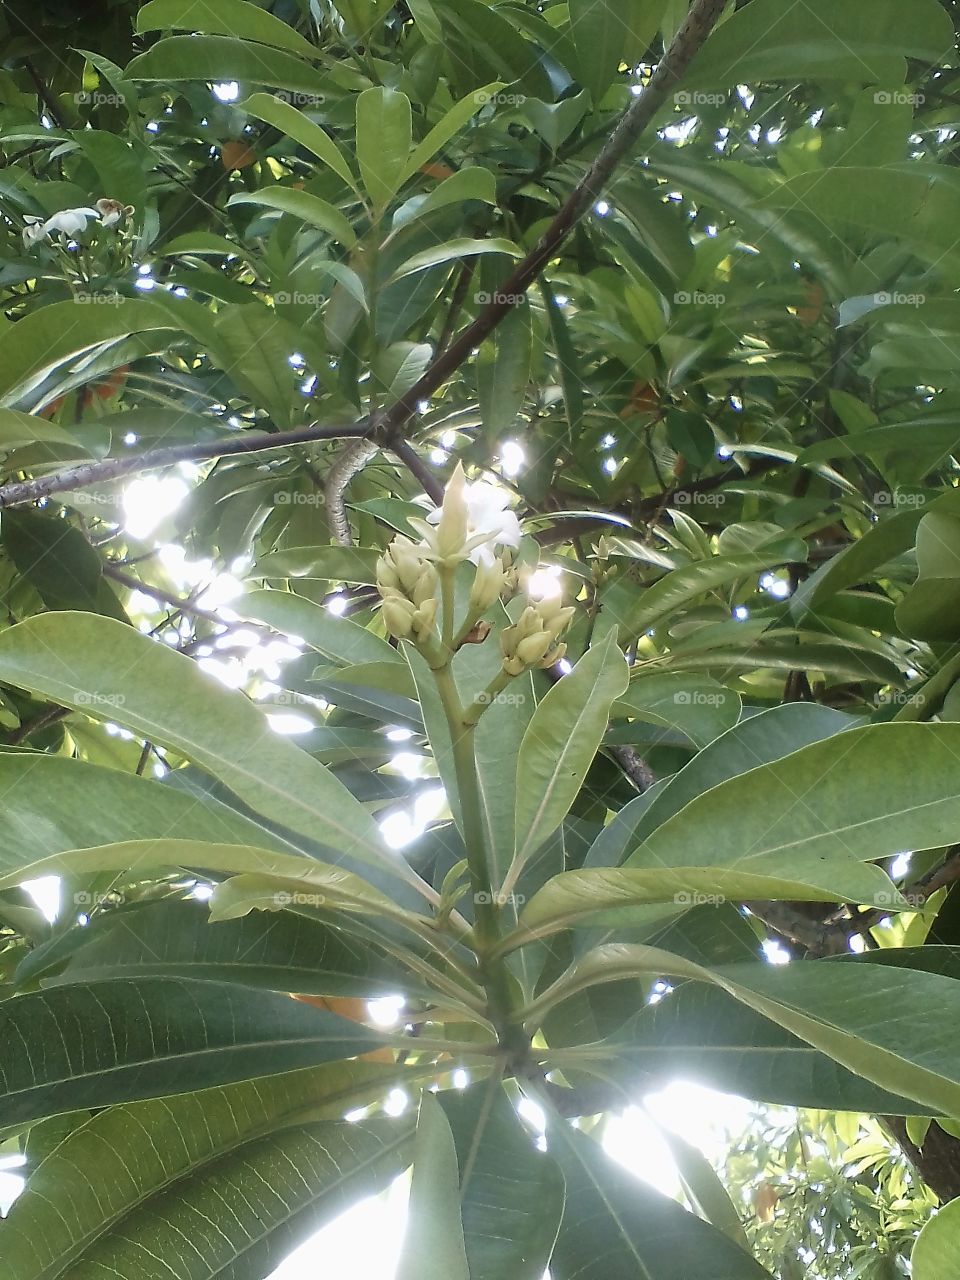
<box><xmin>412</xmin><ymin>562</ymin><xmax>439</xmax><ymax>607</ymax></box>
<box><xmin>516</xmin><ymin>630</ymin><xmax>554</xmax><ymax>665</ymax></box>
<box><xmin>413</xmin><ymin>597</ymin><xmax>438</xmax><ymax>639</ymax></box>
<box><xmin>537</xmin><ymin>641</ymin><xmax>566</xmax><ymax>669</ymax></box>
<box><xmin>433</xmin><ymin>461</ymin><xmax>470</xmax><ymax>559</ymax></box>
<box><xmin>382</xmin><ymin>596</ymin><xmax>416</xmax><ymax>639</ymax></box>
<box><xmin>469</xmin><ymin>557</ymin><xmax>504</xmax><ymax>612</ymax></box>
<box><xmin>376</xmin><ymin>555</ymin><xmax>400</xmax><ymax>593</ymax></box>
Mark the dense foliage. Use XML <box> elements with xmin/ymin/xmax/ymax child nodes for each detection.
<box><xmin>5</xmin><ymin>0</ymin><xmax>960</xmax><ymax>1275</ymax></box>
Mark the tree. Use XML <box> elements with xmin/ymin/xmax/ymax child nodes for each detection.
<box><xmin>2</xmin><ymin>0</ymin><xmax>960</xmax><ymax>1274</ymax></box>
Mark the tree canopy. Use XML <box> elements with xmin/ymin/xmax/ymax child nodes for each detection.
<box><xmin>3</xmin><ymin>0</ymin><xmax>960</xmax><ymax>1276</ymax></box>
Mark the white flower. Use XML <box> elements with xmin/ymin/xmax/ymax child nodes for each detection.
<box><xmin>22</xmin><ymin>216</ymin><xmax>48</xmax><ymax>248</ymax></box>
<box><xmin>43</xmin><ymin>207</ymin><xmax>99</xmax><ymax>237</ymax></box>
<box><xmin>418</xmin><ymin>467</ymin><xmax>521</xmax><ymax>565</ymax></box>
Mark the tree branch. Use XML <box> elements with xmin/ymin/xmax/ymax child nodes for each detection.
<box><xmin>0</xmin><ymin>422</ymin><xmax>369</xmax><ymax>510</ymax></box>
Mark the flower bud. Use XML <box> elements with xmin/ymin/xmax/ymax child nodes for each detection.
<box><xmin>537</xmin><ymin>641</ymin><xmax>566</xmax><ymax>669</ymax></box>
<box><xmin>432</xmin><ymin>461</ymin><xmax>470</xmax><ymax>559</ymax></box>
<box><xmin>469</xmin><ymin>557</ymin><xmax>504</xmax><ymax>612</ymax></box>
<box><xmin>382</xmin><ymin>596</ymin><xmax>416</xmax><ymax>639</ymax></box>
<box><xmin>412</xmin><ymin>562</ymin><xmax>439</xmax><ymax>607</ymax></box>
<box><xmin>516</xmin><ymin>630</ymin><xmax>554</xmax><ymax>665</ymax></box>
<box><xmin>376</xmin><ymin>555</ymin><xmax>401</xmax><ymax>593</ymax></box>
<box><xmin>413</xmin><ymin>597</ymin><xmax>438</xmax><ymax>639</ymax></box>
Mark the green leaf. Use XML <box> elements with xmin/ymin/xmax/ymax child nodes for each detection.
<box><xmin>627</xmin><ymin>544</ymin><xmax>807</xmax><ymax>636</ymax></box>
<box><xmin>477</xmin><ymin>300</ymin><xmax>532</xmax><ymax>440</ymax></box>
<box><xmin>390</xmin><ymin>237</ymin><xmax>522</xmax><ymax>282</ymax></box>
<box><xmin>0</xmin><ymin>409</ymin><xmax>91</xmax><ymax>455</ymax></box>
<box><xmin>0</xmin><ymin>977</ymin><xmax>385</xmax><ymax>1125</ymax></box>
<box><xmin>649</xmin><ymin>1115</ymin><xmax>750</xmax><ymax>1250</ymax></box>
<box><xmin>912</xmin><ymin>1196</ymin><xmax>960</xmax><ymax>1280</ymax></box>
<box><xmin>228</xmin><ymin>187</ymin><xmax>357</xmax><ymax>247</ymax></box>
<box><xmin>548</xmin><ymin>1121</ymin><xmax>771</xmax><ymax>1279</ymax></box>
<box><xmin>0</xmin><ymin>613</ymin><xmax>395</xmax><ymax>874</ymax></box>
<box><xmin>628</xmin><ymin>722</ymin><xmax>960</xmax><ymax>879</ymax></box>
<box><xmin>0</xmin><ymin>1065</ymin><xmax>412</xmax><ymax>1280</ymax></box>
<box><xmin>126</xmin><ymin>35</ymin><xmax>328</xmax><ymax>95</ymax></box>
<box><xmin>438</xmin><ymin>1082</ymin><xmax>565</xmax><ymax>1280</ymax></box>
<box><xmin>393</xmin><ymin>166</ymin><xmax>497</xmax><ymax>229</ymax></box>
<box><xmin>612</xmin><ymin>673</ymin><xmax>741</xmax><ymax>749</ymax></box>
<box><xmin>356</xmin><ymin>86</ymin><xmax>412</xmax><ymax>210</ymax></box>
<box><xmin>568</xmin><ymin>0</ymin><xmax>626</xmax><ymax>103</ymax></box>
<box><xmin>254</xmin><ymin>544</ymin><xmax>381</xmax><ymax>583</ymax></box>
<box><xmin>400</xmin><ymin>84</ymin><xmax>501</xmax><ymax>184</ymax></box>
<box><xmin>2</xmin><ymin>509</ymin><xmax>116</xmax><ymax>615</ymax></box>
<box><xmin>234</xmin><ymin>588</ymin><xmax>400</xmax><ymax>665</ymax></box>
<box><xmin>395</xmin><ymin>1092</ymin><xmax>470</xmax><ymax>1280</ymax></box>
<box><xmin>509</xmin><ymin>635</ymin><xmax>629</xmax><ymax>888</ymax></box>
<box><xmin>609</xmin><ymin>983</ymin><xmax>929</xmax><ymax>1114</ymax></box>
<box><xmin>517</xmin><ymin>860</ymin><xmax>896</xmax><ymax>940</ymax></box>
<box><xmin>40</xmin><ymin>898</ymin><xmax>405</xmax><ymax>998</ymax></box>
<box><xmin>0</xmin><ymin>754</ymin><xmax>302</xmax><ymax>874</ymax></box>
<box><xmin>0</xmin><ymin>298</ymin><xmax>198</xmax><ymax>408</ymax></box>
<box><xmin>683</xmin><ymin>0</ymin><xmax>953</xmax><ymax>88</ymax></box>
<box><xmin>136</xmin><ymin>0</ymin><xmax>321</xmax><ymax>57</ymax></box>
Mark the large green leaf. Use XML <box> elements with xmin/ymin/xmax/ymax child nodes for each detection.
<box><xmin>625</xmin><ymin>545</ymin><xmax>807</xmax><ymax>637</ymax></box>
<box><xmin>228</xmin><ymin>187</ymin><xmax>357</xmax><ymax>247</ymax></box>
<box><xmin>438</xmin><ymin>1082</ymin><xmax>565</xmax><ymax>1280</ymax></box>
<box><xmin>0</xmin><ymin>613</ymin><xmax>396</xmax><ymax>875</ymax></box>
<box><xmin>0</xmin><ymin>1064</ymin><xmax>413</xmax><ymax>1279</ymax></box>
<box><xmin>477</xmin><ymin>301</ymin><xmax>532</xmax><ymax>441</ymax></box>
<box><xmin>627</xmin><ymin>722</ymin><xmax>960</xmax><ymax>877</ymax></box>
<box><xmin>548</xmin><ymin>1121</ymin><xmax>770</xmax><ymax>1279</ymax></box>
<box><xmin>242</xmin><ymin>91</ymin><xmax>361</xmax><ymax>193</ymax></box>
<box><xmin>683</xmin><ymin>0</ymin><xmax>953</xmax><ymax>88</ymax></box>
<box><xmin>136</xmin><ymin>0</ymin><xmax>320</xmax><ymax>57</ymax></box>
<box><xmin>37</xmin><ymin>898</ymin><xmax>406</xmax><ymax>998</ymax></box>
<box><xmin>234</xmin><ymin>588</ymin><xmax>400</xmax><ymax>665</ymax></box>
<box><xmin>127</xmin><ymin>35</ymin><xmax>328</xmax><ymax>95</ymax></box>
<box><xmin>608</xmin><ymin>982</ymin><xmax>933</xmax><ymax>1114</ymax></box>
<box><xmin>508</xmin><ymin>634</ymin><xmax>628</xmax><ymax>890</ymax></box>
<box><xmin>611</xmin><ymin>673</ymin><xmax>741</xmax><ymax>749</ymax></box>
<box><xmin>356</xmin><ymin>86</ymin><xmax>412</xmax><ymax>211</ymax></box>
<box><xmin>395</xmin><ymin>1092</ymin><xmax>470</xmax><ymax>1280</ymax></box>
<box><xmin>0</xmin><ymin>755</ymin><xmax>303</xmax><ymax>872</ymax></box>
<box><xmin>0</xmin><ymin>977</ymin><xmax>385</xmax><ymax>1124</ymax></box>
<box><xmin>912</xmin><ymin>1196</ymin><xmax>960</xmax><ymax>1280</ymax></box>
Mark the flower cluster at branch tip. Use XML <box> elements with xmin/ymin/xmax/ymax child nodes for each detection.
<box><xmin>500</xmin><ymin>597</ymin><xmax>574</xmax><ymax>675</ymax></box>
<box><xmin>376</xmin><ymin>463</ymin><xmax>574</xmax><ymax>675</ymax></box>
<box><xmin>22</xmin><ymin>198</ymin><xmax>135</xmax><ymax>248</ymax></box>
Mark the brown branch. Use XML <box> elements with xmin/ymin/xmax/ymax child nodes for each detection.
<box><xmin>0</xmin><ymin>422</ymin><xmax>369</xmax><ymax>511</ymax></box>
<box><xmin>0</xmin><ymin>0</ymin><xmax>725</xmax><ymax>516</ymax></box>
<box><xmin>390</xmin><ymin>436</ymin><xmax>445</xmax><ymax>505</ymax></box>
<box><xmin>23</xmin><ymin>60</ymin><xmax>65</xmax><ymax>130</ymax></box>
<box><xmin>376</xmin><ymin>0</ymin><xmax>727</xmax><ymax>443</ymax></box>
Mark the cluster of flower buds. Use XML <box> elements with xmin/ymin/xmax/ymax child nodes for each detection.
<box><xmin>500</xmin><ymin>596</ymin><xmax>575</xmax><ymax>676</ymax></box>
<box><xmin>376</xmin><ymin>537</ymin><xmax>440</xmax><ymax>643</ymax></box>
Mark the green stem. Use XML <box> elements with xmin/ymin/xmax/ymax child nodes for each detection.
<box><xmin>432</xmin><ymin>662</ymin><xmax>529</xmax><ymax>1064</ymax></box>
<box><xmin>463</xmin><ymin>667</ymin><xmax>514</xmax><ymax>726</ymax></box>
